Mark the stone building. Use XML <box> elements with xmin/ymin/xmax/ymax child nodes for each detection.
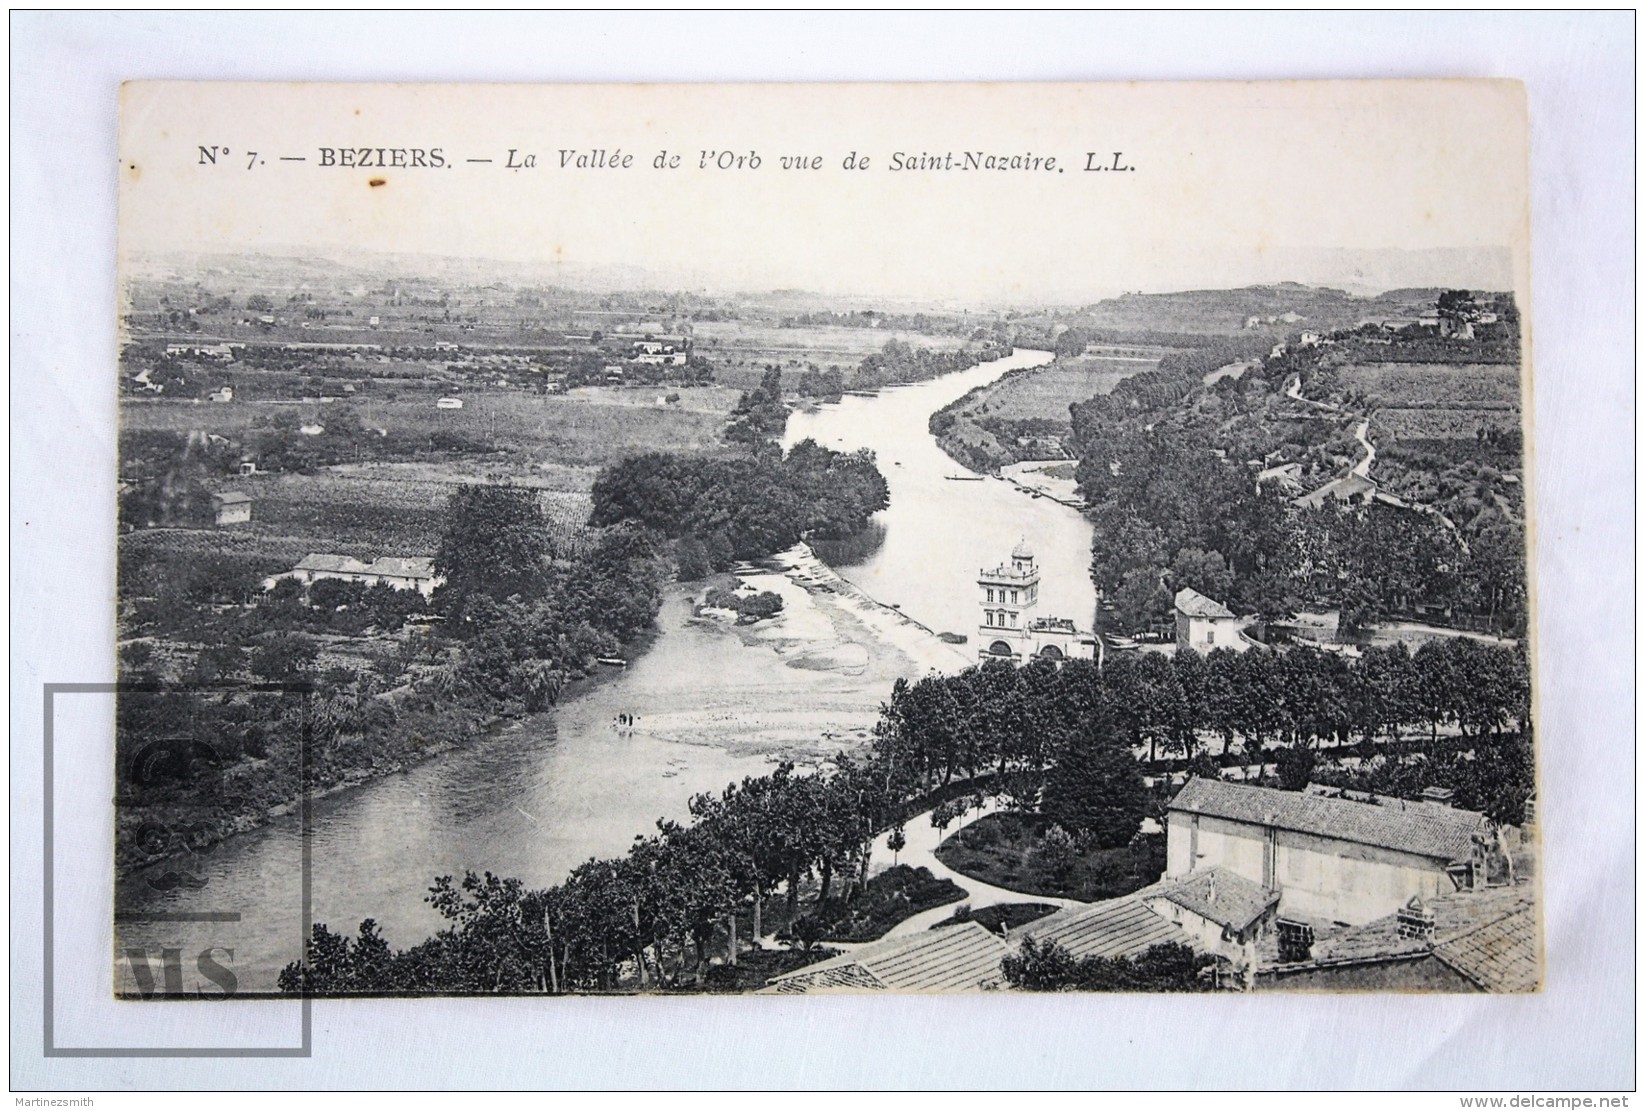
<box><xmin>977</xmin><ymin>539</ymin><xmax>1096</xmax><ymax>663</ymax></box>
<box><xmin>1165</xmin><ymin>778</ymin><xmax>1490</xmax><ymax>926</ymax></box>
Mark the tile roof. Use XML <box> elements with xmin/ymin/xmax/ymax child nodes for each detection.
<box><xmin>1169</xmin><ymin>777</ymin><xmax>1487</xmax><ymax>863</ymax></box>
<box><xmin>1270</xmin><ymin>887</ymin><xmax>1539</xmax><ymax>992</ymax></box>
<box><xmin>1432</xmin><ymin>896</ymin><xmax>1540</xmax><ymax>993</ymax></box>
<box><xmin>294</xmin><ymin>553</ymin><xmax>370</xmax><ymax>574</ymax></box>
<box><xmin>364</xmin><ymin>556</ymin><xmax>437</xmax><ymax>580</ymax></box>
<box><xmin>1017</xmin><ymin>896</ymin><xmax>1194</xmax><ymax>960</ymax></box>
<box><xmin>761</xmin><ymin>922</ymin><xmax>1008</xmax><ymax>994</ymax></box>
<box><xmin>212</xmin><ymin>491</ymin><xmax>252</xmax><ymax>505</ymax></box>
<box><xmin>1150</xmin><ymin>867</ymin><xmax>1280</xmax><ymax>933</ymax></box>
<box><xmin>1174</xmin><ymin>587</ymin><xmax>1235</xmax><ymax>619</ymax></box>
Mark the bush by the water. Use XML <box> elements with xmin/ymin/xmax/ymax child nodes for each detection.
<box><xmin>703</xmin><ymin>586</ymin><xmax>784</xmax><ymax>624</ymax></box>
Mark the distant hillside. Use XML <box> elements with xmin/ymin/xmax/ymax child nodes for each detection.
<box><xmin>1074</xmin><ymin>283</ymin><xmax>1500</xmax><ymax>337</ymax></box>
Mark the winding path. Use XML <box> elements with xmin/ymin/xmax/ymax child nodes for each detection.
<box><xmin>869</xmin><ymin>799</ymin><xmax>1081</xmax><ymax>938</ymax></box>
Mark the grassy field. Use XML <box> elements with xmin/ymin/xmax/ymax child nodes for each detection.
<box><xmin>1371</xmin><ymin>407</ymin><xmax>1524</xmax><ymax>440</ymax></box>
<box><xmin>1336</xmin><ymin>362</ymin><xmax>1523</xmax><ymax>442</ymax></box>
<box><xmin>120</xmin><ymin>378</ymin><xmax>724</xmax><ymax>564</ymax></box>
<box><xmin>123</xmin><ymin>384</ymin><xmax>740</xmax><ymax>468</ymax></box>
<box><xmin>968</xmin><ymin>355</ymin><xmax>1160</xmax><ymax>424</ymax></box>
<box><xmin>1336</xmin><ymin>362</ymin><xmax>1521</xmax><ymax>410</ymax></box>
<box><xmin>690</xmin><ymin>321</ymin><xmax>969</xmax><ymax>390</ymax></box>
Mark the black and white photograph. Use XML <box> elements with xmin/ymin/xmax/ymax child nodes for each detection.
<box><xmin>111</xmin><ymin>79</ymin><xmax>1539</xmax><ymax>998</ymax></box>
<box><xmin>10</xmin><ymin>11</ymin><xmax>1634</xmax><ymax>1096</ymax></box>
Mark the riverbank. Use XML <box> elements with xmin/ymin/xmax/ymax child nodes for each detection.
<box><xmin>117</xmin><ymin>630</ymin><xmax>656</xmax><ymax>878</ymax></box>
<box><xmin>616</xmin><ymin>548</ymin><xmax>972</xmax><ymax>765</ymax></box>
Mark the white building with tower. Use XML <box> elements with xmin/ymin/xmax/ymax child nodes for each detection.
<box><xmin>977</xmin><ymin>539</ymin><xmax>1098</xmax><ymax>663</ymax></box>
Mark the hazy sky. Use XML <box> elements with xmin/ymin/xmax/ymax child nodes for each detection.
<box><xmin>121</xmin><ymin>81</ymin><xmax>1528</xmax><ymax>302</ymax></box>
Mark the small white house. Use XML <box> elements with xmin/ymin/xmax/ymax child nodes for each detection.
<box><xmin>1174</xmin><ymin>587</ymin><xmax>1247</xmax><ymax>653</ymax></box>
<box><xmin>435</xmin><ymin>397</ymin><xmax>464</xmax><ymax>410</ymax></box>
<box><xmin>211</xmin><ymin>491</ymin><xmax>252</xmax><ymax>526</ymax></box>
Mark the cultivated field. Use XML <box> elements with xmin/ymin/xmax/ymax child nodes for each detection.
<box><xmin>690</xmin><ymin>322</ymin><xmax>969</xmax><ymax>390</ymax></box>
<box><xmin>124</xmin><ymin>384</ymin><xmax>740</xmax><ymax>469</ymax></box>
<box><xmin>970</xmin><ymin>354</ymin><xmax>1161</xmax><ymax>424</ymax></box>
<box><xmin>1336</xmin><ymin>362</ymin><xmax>1521</xmax><ymax>409</ymax></box>
<box><xmin>1338</xmin><ymin>362</ymin><xmax>1523</xmax><ymax>442</ymax></box>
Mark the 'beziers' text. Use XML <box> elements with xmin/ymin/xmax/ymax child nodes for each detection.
<box><xmin>318</xmin><ymin>147</ymin><xmax>446</xmax><ymax>168</ymax></box>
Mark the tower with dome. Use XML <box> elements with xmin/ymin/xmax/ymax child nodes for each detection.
<box><xmin>976</xmin><ymin>538</ymin><xmax>1098</xmax><ymax>663</ymax></box>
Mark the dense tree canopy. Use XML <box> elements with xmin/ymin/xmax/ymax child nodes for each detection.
<box><xmin>589</xmin><ymin>440</ymin><xmax>889</xmax><ymax>570</ymax></box>
<box><xmin>434</xmin><ymin>484</ymin><xmax>555</xmax><ymax>609</ymax></box>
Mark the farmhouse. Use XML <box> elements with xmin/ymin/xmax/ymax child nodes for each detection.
<box><xmin>291</xmin><ymin>553</ymin><xmax>372</xmax><ymax>583</ymax></box>
<box><xmin>278</xmin><ymin>553</ymin><xmax>443</xmax><ymax>598</ymax></box>
<box><xmin>630</xmin><ymin>336</ymin><xmax>690</xmax><ymax>366</ymax></box>
<box><xmin>435</xmin><ymin>397</ymin><xmax>464</xmax><ymax>410</ymax></box>
<box><xmin>208</xmin><ymin>386</ymin><xmax>234</xmax><ymax>403</ymax></box>
<box><xmin>211</xmin><ymin>491</ymin><xmax>252</xmax><ymax>527</ymax></box>
<box><xmin>1165</xmin><ymin>778</ymin><xmax>1491</xmax><ymax>926</ymax></box>
<box><xmin>360</xmin><ymin>556</ymin><xmax>441</xmax><ymax>597</ymax></box>
<box><xmin>1293</xmin><ymin>471</ymin><xmax>1378</xmax><ymax>509</ymax></box>
<box><xmin>1174</xmin><ymin>587</ymin><xmax>1248</xmax><ymax>653</ymax></box>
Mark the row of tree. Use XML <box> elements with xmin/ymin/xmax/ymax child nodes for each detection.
<box><xmin>876</xmin><ymin>642</ymin><xmax>1532</xmax><ymax>823</ymax></box>
<box><xmin>277</xmin><ymin>630</ymin><xmax>1533</xmax><ymax>994</ymax></box>
<box><xmin>279</xmin><ymin>757</ymin><xmax>907</xmax><ymax>993</ymax></box>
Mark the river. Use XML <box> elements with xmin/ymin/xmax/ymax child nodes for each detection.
<box><xmin>116</xmin><ymin>347</ymin><xmax>1096</xmax><ymax>992</ymax></box>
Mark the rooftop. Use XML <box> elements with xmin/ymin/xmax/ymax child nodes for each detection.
<box><xmin>1294</xmin><ymin>472</ymin><xmax>1378</xmax><ymax>509</ymax></box>
<box><xmin>364</xmin><ymin>556</ymin><xmax>437</xmax><ymax>580</ymax></box>
<box><xmin>212</xmin><ymin>491</ymin><xmax>252</xmax><ymax>505</ymax></box>
<box><xmin>1149</xmin><ymin>867</ymin><xmax>1280</xmax><ymax>933</ymax></box>
<box><xmin>1174</xmin><ymin>587</ymin><xmax>1235</xmax><ymax>620</ymax></box>
<box><xmin>761</xmin><ymin>922</ymin><xmax>1008</xmax><ymax>994</ymax></box>
<box><xmin>1263</xmin><ymin>887</ymin><xmax>1538</xmax><ymax>992</ymax></box>
<box><xmin>294</xmin><ymin>553</ymin><xmax>371</xmax><ymax>575</ymax></box>
<box><xmin>1017</xmin><ymin>896</ymin><xmax>1193</xmax><ymax>961</ymax></box>
<box><xmin>1168</xmin><ymin>778</ymin><xmax>1487</xmax><ymax>864</ymax></box>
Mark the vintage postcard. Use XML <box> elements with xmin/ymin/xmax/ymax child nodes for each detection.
<box><xmin>113</xmin><ymin>80</ymin><xmax>1537</xmax><ymax>998</ymax></box>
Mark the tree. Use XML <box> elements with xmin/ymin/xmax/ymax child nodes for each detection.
<box><xmin>434</xmin><ymin>484</ymin><xmax>554</xmax><ymax>610</ymax></box>
<box><xmin>250</xmin><ymin>632</ymin><xmax>319</xmax><ymax>681</ymax></box>
<box><xmin>1040</xmin><ymin>726</ymin><xmax>1147</xmax><ymax>849</ymax></box>
<box><xmin>674</xmin><ymin>535</ymin><xmax>712</xmax><ymax>581</ymax></box>
<box><xmin>1036</xmin><ymin>824</ymin><xmax>1078</xmax><ymax>882</ymax></box>
<box><xmin>1276</xmin><ymin>744</ymin><xmax>1316</xmax><ymax>791</ymax></box>
<box><xmin>1170</xmin><ymin>547</ymin><xmax>1234</xmax><ymax>604</ymax></box>
<box><xmin>724</xmin><ymin>367</ymin><xmax>788</xmax><ymax>448</ymax></box>
<box><xmin>886</xmin><ymin>824</ymin><xmax>906</xmax><ymax>865</ymax></box>
<box><xmin>1002</xmin><ymin>938</ymin><xmax>1213</xmax><ymax>992</ymax></box>
<box><xmin>1052</xmin><ymin>327</ymin><xmax>1089</xmax><ymax>357</ymax></box>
